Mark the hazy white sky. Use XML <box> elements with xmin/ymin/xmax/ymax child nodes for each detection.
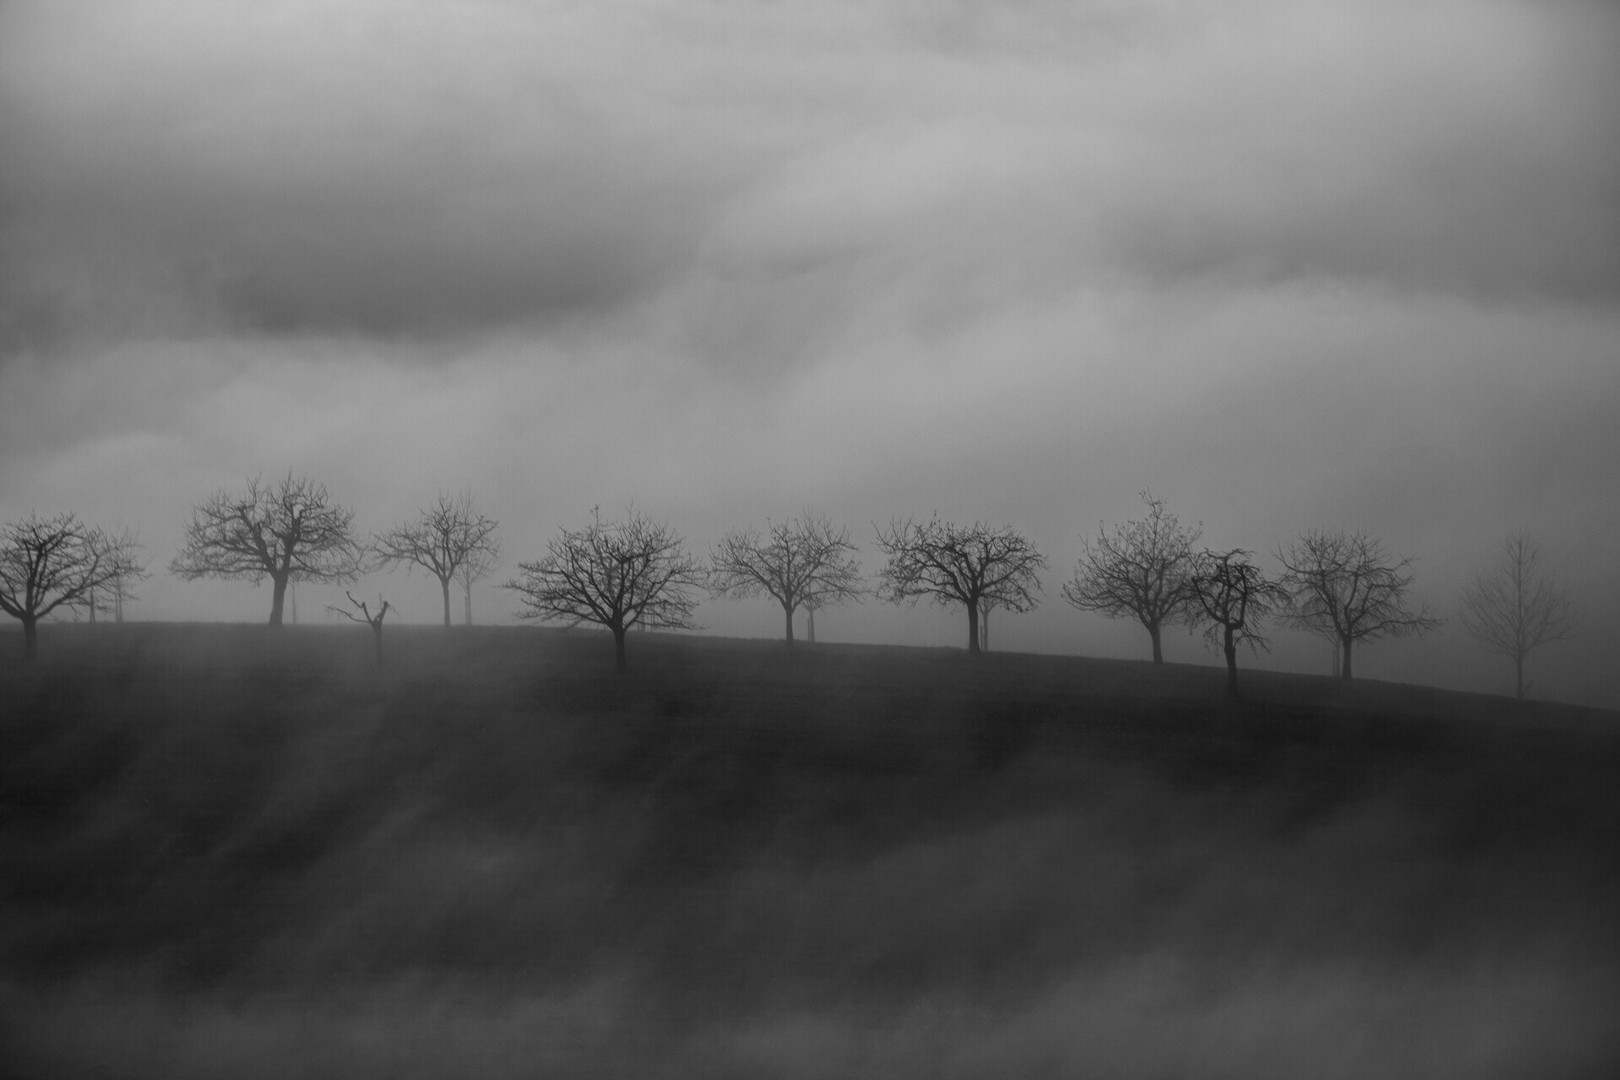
<box><xmin>2</xmin><ymin>0</ymin><xmax>1617</xmax><ymax>705</ymax></box>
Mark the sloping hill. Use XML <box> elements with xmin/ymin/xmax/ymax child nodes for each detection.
<box><xmin>3</xmin><ymin>625</ymin><xmax>1618</xmax><ymax>1079</ymax></box>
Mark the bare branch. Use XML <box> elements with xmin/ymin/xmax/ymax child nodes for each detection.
<box><xmin>327</xmin><ymin>591</ymin><xmax>393</xmax><ymax>663</ymax></box>
<box><xmin>506</xmin><ymin>507</ymin><xmax>703</xmax><ymax>669</ymax></box>
<box><xmin>170</xmin><ymin>473</ymin><xmax>363</xmax><ymax>626</ymax></box>
<box><xmin>1458</xmin><ymin>531</ymin><xmax>1579</xmax><ymax>699</ymax></box>
<box><xmin>373</xmin><ymin>491</ymin><xmax>500</xmax><ymax>627</ymax></box>
<box><xmin>709</xmin><ymin>510</ymin><xmax>864</xmax><ymax>644</ymax></box>
<box><xmin>1</xmin><ymin>513</ymin><xmax>147</xmax><ymax>657</ymax></box>
<box><xmin>874</xmin><ymin>515</ymin><xmax>1046</xmax><ymax>654</ymax></box>
<box><xmin>1188</xmin><ymin>548</ymin><xmax>1289</xmax><ymax>696</ymax></box>
<box><xmin>1062</xmin><ymin>492</ymin><xmax>1201</xmax><ymax>664</ymax></box>
<box><xmin>1276</xmin><ymin>528</ymin><xmax>1442</xmax><ymax>681</ymax></box>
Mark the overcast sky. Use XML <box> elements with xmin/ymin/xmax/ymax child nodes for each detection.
<box><xmin>2</xmin><ymin>0</ymin><xmax>1617</xmax><ymax>706</ymax></box>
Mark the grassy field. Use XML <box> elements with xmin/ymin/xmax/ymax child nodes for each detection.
<box><xmin>3</xmin><ymin>623</ymin><xmax>1618</xmax><ymax>1078</ymax></box>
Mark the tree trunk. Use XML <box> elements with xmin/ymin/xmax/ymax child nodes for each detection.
<box><xmin>613</xmin><ymin>626</ymin><xmax>628</xmax><ymax>671</ymax></box>
<box><xmin>1223</xmin><ymin>627</ymin><xmax>1238</xmax><ymax>697</ymax></box>
<box><xmin>784</xmin><ymin>604</ymin><xmax>795</xmax><ymax>645</ymax></box>
<box><xmin>1515</xmin><ymin>654</ymin><xmax>1525</xmax><ymax>699</ymax></box>
<box><xmin>269</xmin><ymin>574</ymin><xmax>289</xmax><ymax>626</ymax></box>
<box><xmin>980</xmin><ymin>605</ymin><xmax>990</xmax><ymax>653</ymax></box>
<box><xmin>371</xmin><ymin>622</ymin><xmax>384</xmax><ymax>664</ymax></box>
<box><xmin>22</xmin><ymin>616</ymin><xmax>39</xmax><ymax>659</ymax></box>
<box><xmin>807</xmin><ymin>605</ymin><xmax>815</xmax><ymax>643</ymax></box>
<box><xmin>464</xmin><ymin>583</ymin><xmax>473</xmax><ymax>626</ymax></box>
<box><xmin>1341</xmin><ymin>638</ymin><xmax>1354</xmax><ymax>681</ymax></box>
<box><xmin>441</xmin><ymin>578</ymin><xmax>452</xmax><ymax>628</ymax></box>
<box><xmin>966</xmin><ymin>601</ymin><xmax>980</xmax><ymax>654</ymax></box>
<box><xmin>1148</xmin><ymin>622</ymin><xmax>1164</xmax><ymax>664</ymax></box>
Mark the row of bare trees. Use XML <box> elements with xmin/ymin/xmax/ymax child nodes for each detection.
<box><xmin>1</xmin><ymin>477</ymin><xmax>1581</xmax><ymax>699</ymax></box>
<box><xmin>167</xmin><ymin>475</ymin><xmax>502</xmax><ymax>629</ymax></box>
<box><xmin>0</xmin><ymin>515</ymin><xmax>147</xmax><ymax>658</ymax></box>
<box><xmin>504</xmin><ymin>498</ymin><xmax>1576</xmax><ymax>697</ymax></box>
<box><xmin>1061</xmin><ymin>494</ymin><xmax>1576</xmax><ymax>697</ymax></box>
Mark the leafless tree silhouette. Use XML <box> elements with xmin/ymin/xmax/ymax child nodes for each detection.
<box><xmin>874</xmin><ymin>516</ymin><xmax>1045</xmax><ymax>654</ymax></box>
<box><xmin>1459</xmin><ymin>531</ymin><xmax>1579</xmax><ymax>700</ymax></box>
<box><xmin>374</xmin><ymin>492</ymin><xmax>500</xmax><ymax>627</ymax></box>
<box><xmin>170</xmin><ymin>473</ymin><xmax>364</xmax><ymax>626</ymax></box>
<box><xmin>709</xmin><ymin>511</ymin><xmax>863</xmax><ymax>644</ymax></box>
<box><xmin>84</xmin><ymin>526</ymin><xmax>148</xmax><ymax>624</ymax></box>
<box><xmin>1276</xmin><ymin>528</ymin><xmax>1441</xmax><ymax>681</ymax></box>
<box><xmin>1188</xmin><ymin>548</ymin><xmax>1288</xmax><ymax>697</ymax></box>
<box><xmin>507</xmin><ymin>507</ymin><xmax>703</xmax><ymax>670</ymax></box>
<box><xmin>1063</xmin><ymin>492</ymin><xmax>1201</xmax><ymax>664</ymax></box>
<box><xmin>328</xmin><ymin>591</ymin><xmax>393</xmax><ymax>664</ymax></box>
<box><xmin>1</xmin><ymin>513</ymin><xmax>146</xmax><ymax>657</ymax></box>
<box><xmin>456</xmin><ymin>546</ymin><xmax>500</xmax><ymax>626</ymax></box>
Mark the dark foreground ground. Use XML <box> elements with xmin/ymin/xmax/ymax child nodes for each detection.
<box><xmin>2</xmin><ymin>624</ymin><xmax>1618</xmax><ymax>1079</ymax></box>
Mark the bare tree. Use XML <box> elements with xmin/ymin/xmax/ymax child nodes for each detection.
<box><xmin>1459</xmin><ymin>531</ymin><xmax>1579</xmax><ymax>700</ymax></box>
<box><xmin>170</xmin><ymin>473</ymin><xmax>364</xmax><ymax>626</ymax></box>
<box><xmin>874</xmin><ymin>516</ymin><xmax>1046</xmax><ymax>654</ymax></box>
<box><xmin>1</xmin><ymin>513</ymin><xmax>146</xmax><ymax>658</ymax></box>
<box><xmin>709</xmin><ymin>511</ymin><xmax>863</xmax><ymax>645</ymax></box>
<box><xmin>374</xmin><ymin>492</ymin><xmax>500</xmax><ymax>627</ymax></box>
<box><xmin>456</xmin><ymin>546</ymin><xmax>500</xmax><ymax>626</ymax></box>
<box><xmin>1276</xmin><ymin>528</ymin><xmax>1441</xmax><ymax>681</ymax></box>
<box><xmin>1188</xmin><ymin>549</ymin><xmax>1289</xmax><ymax>697</ymax></box>
<box><xmin>805</xmin><ymin>588</ymin><xmax>825</xmax><ymax>643</ymax></box>
<box><xmin>507</xmin><ymin>507</ymin><xmax>703</xmax><ymax>670</ymax></box>
<box><xmin>84</xmin><ymin>526</ymin><xmax>148</xmax><ymax>624</ymax></box>
<box><xmin>1063</xmin><ymin>492</ymin><xmax>1201</xmax><ymax>664</ymax></box>
<box><xmin>328</xmin><ymin>591</ymin><xmax>393</xmax><ymax>664</ymax></box>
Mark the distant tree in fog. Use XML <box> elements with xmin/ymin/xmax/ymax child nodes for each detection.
<box><xmin>85</xmin><ymin>526</ymin><xmax>149</xmax><ymax>624</ymax></box>
<box><xmin>1276</xmin><ymin>528</ymin><xmax>1441</xmax><ymax>681</ymax></box>
<box><xmin>1459</xmin><ymin>531</ymin><xmax>1579</xmax><ymax>700</ymax></box>
<box><xmin>170</xmin><ymin>473</ymin><xmax>364</xmax><ymax>626</ymax></box>
<box><xmin>1063</xmin><ymin>492</ymin><xmax>1201</xmax><ymax>664</ymax></box>
<box><xmin>1188</xmin><ymin>548</ymin><xmax>1289</xmax><ymax>697</ymax></box>
<box><xmin>977</xmin><ymin>596</ymin><xmax>999</xmax><ymax>652</ymax></box>
<box><xmin>328</xmin><ymin>591</ymin><xmax>393</xmax><ymax>665</ymax></box>
<box><xmin>1</xmin><ymin>513</ymin><xmax>146</xmax><ymax>658</ymax></box>
<box><xmin>374</xmin><ymin>492</ymin><xmax>500</xmax><ymax>628</ymax></box>
<box><xmin>456</xmin><ymin>546</ymin><xmax>500</xmax><ymax>626</ymax></box>
<box><xmin>507</xmin><ymin>507</ymin><xmax>703</xmax><ymax>670</ymax></box>
<box><xmin>874</xmin><ymin>516</ymin><xmax>1045</xmax><ymax>654</ymax></box>
<box><xmin>709</xmin><ymin>511</ymin><xmax>863</xmax><ymax>645</ymax></box>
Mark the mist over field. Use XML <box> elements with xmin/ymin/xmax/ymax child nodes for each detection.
<box><xmin>4</xmin><ymin>626</ymin><xmax>1618</xmax><ymax>1077</ymax></box>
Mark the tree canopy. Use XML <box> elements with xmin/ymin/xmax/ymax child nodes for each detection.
<box><xmin>709</xmin><ymin>511</ymin><xmax>863</xmax><ymax>644</ymax></box>
<box><xmin>1063</xmin><ymin>492</ymin><xmax>1201</xmax><ymax>663</ymax></box>
<box><xmin>373</xmin><ymin>492</ymin><xmax>500</xmax><ymax>627</ymax></box>
<box><xmin>874</xmin><ymin>516</ymin><xmax>1045</xmax><ymax>654</ymax></box>
<box><xmin>1</xmin><ymin>513</ymin><xmax>146</xmax><ymax>657</ymax></box>
<box><xmin>170</xmin><ymin>473</ymin><xmax>363</xmax><ymax>626</ymax></box>
<box><xmin>1459</xmin><ymin>531</ymin><xmax>1578</xmax><ymax>699</ymax></box>
<box><xmin>1188</xmin><ymin>548</ymin><xmax>1288</xmax><ymax>697</ymax></box>
<box><xmin>1276</xmin><ymin>528</ymin><xmax>1441</xmax><ymax>681</ymax></box>
<box><xmin>507</xmin><ymin>507</ymin><xmax>703</xmax><ymax>669</ymax></box>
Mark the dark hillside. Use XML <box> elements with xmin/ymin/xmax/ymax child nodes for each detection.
<box><xmin>3</xmin><ymin>624</ymin><xmax>1618</xmax><ymax>1078</ymax></box>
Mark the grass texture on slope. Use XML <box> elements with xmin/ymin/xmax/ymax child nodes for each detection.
<box><xmin>2</xmin><ymin>624</ymin><xmax>1618</xmax><ymax>1078</ymax></box>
